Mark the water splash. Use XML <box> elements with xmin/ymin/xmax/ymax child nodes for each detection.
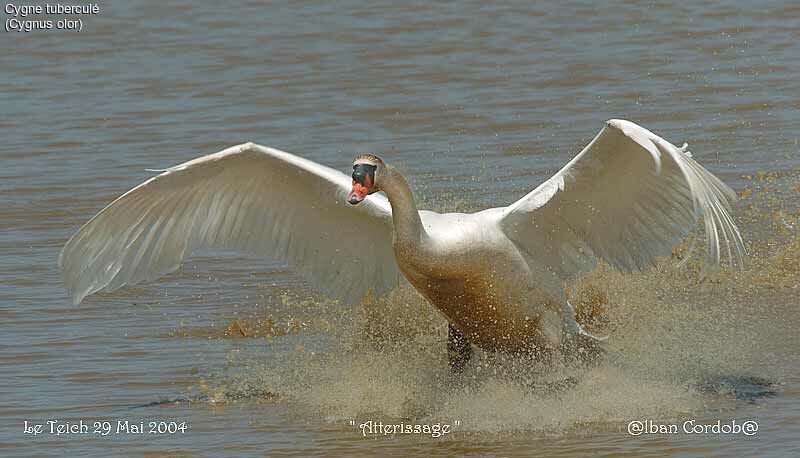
<box><xmin>175</xmin><ymin>170</ymin><xmax>799</xmax><ymax>434</ymax></box>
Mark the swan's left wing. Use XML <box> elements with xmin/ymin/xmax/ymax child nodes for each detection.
<box><xmin>499</xmin><ymin>119</ymin><xmax>744</xmax><ymax>285</ymax></box>
<box><xmin>59</xmin><ymin>143</ymin><xmax>400</xmax><ymax>305</ymax></box>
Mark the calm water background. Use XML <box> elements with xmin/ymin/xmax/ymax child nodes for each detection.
<box><xmin>2</xmin><ymin>1</ymin><xmax>799</xmax><ymax>456</ymax></box>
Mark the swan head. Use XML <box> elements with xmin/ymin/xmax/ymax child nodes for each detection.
<box><xmin>347</xmin><ymin>154</ymin><xmax>383</xmax><ymax>205</ymax></box>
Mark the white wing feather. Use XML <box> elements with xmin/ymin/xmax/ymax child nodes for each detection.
<box><xmin>59</xmin><ymin>143</ymin><xmax>400</xmax><ymax>305</ymax></box>
<box><xmin>500</xmin><ymin>119</ymin><xmax>745</xmax><ymax>284</ymax></box>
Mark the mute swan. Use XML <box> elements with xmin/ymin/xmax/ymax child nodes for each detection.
<box><xmin>59</xmin><ymin>119</ymin><xmax>744</xmax><ymax>371</ymax></box>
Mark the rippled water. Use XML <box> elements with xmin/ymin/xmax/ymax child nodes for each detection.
<box><xmin>2</xmin><ymin>1</ymin><xmax>799</xmax><ymax>456</ymax></box>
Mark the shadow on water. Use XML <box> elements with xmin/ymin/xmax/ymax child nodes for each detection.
<box><xmin>123</xmin><ymin>387</ymin><xmax>279</xmax><ymax>411</ymax></box>
<box><xmin>695</xmin><ymin>375</ymin><xmax>777</xmax><ymax>402</ymax></box>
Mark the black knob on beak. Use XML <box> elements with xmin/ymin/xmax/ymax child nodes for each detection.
<box><xmin>352</xmin><ymin>169</ymin><xmax>366</xmax><ymax>184</ymax></box>
<box><xmin>352</xmin><ymin>163</ymin><xmax>376</xmax><ymax>187</ymax></box>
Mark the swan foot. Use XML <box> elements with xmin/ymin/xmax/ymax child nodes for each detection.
<box><xmin>447</xmin><ymin>323</ymin><xmax>473</xmax><ymax>373</ymax></box>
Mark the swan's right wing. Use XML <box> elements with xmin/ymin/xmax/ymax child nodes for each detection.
<box><xmin>59</xmin><ymin>143</ymin><xmax>401</xmax><ymax>305</ymax></box>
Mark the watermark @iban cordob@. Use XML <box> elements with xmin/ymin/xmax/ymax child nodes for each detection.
<box><xmin>627</xmin><ymin>419</ymin><xmax>758</xmax><ymax>436</ymax></box>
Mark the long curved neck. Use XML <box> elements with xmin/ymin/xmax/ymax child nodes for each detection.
<box><xmin>380</xmin><ymin>166</ymin><xmax>426</xmax><ymax>246</ymax></box>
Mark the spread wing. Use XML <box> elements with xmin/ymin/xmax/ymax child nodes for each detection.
<box><xmin>59</xmin><ymin>143</ymin><xmax>400</xmax><ymax>305</ymax></box>
<box><xmin>500</xmin><ymin>119</ymin><xmax>745</xmax><ymax>284</ymax></box>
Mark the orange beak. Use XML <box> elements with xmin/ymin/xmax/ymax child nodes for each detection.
<box><xmin>347</xmin><ymin>178</ymin><xmax>371</xmax><ymax>205</ymax></box>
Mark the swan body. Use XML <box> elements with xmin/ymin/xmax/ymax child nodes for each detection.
<box><xmin>60</xmin><ymin>120</ymin><xmax>745</xmax><ymax>360</ymax></box>
<box><xmin>399</xmin><ymin>208</ymin><xmax>548</xmax><ymax>351</ymax></box>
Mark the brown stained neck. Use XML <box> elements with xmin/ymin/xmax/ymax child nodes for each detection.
<box><xmin>380</xmin><ymin>165</ymin><xmax>426</xmax><ymax>247</ymax></box>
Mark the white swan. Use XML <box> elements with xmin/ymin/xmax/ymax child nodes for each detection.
<box><xmin>59</xmin><ymin>120</ymin><xmax>744</xmax><ymax>370</ymax></box>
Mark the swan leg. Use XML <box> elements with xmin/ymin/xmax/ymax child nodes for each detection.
<box><xmin>447</xmin><ymin>323</ymin><xmax>473</xmax><ymax>373</ymax></box>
